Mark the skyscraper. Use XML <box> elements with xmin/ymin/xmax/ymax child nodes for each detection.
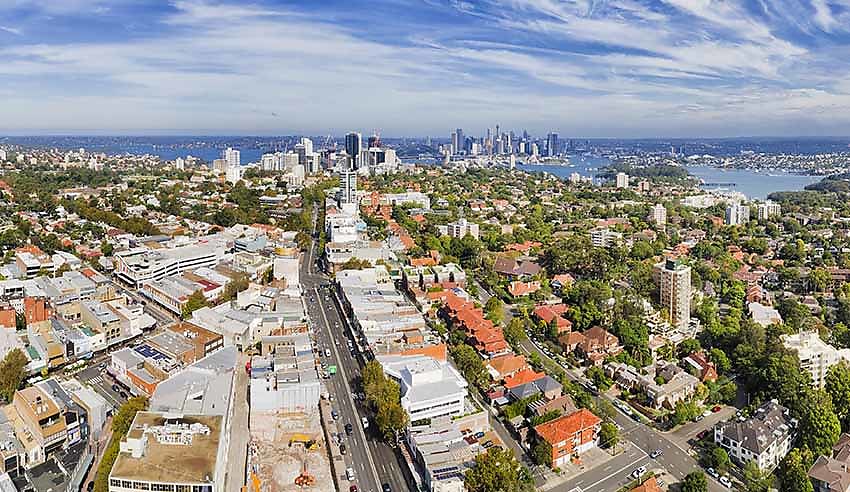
<box><xmin>345</xmin><ymin>132</ymin><xmax>362</xmax><ymax>168</ymax></box>
<box><xmin>455</xmin><ymin>128</ymin><xmax>464</xmax><ymax>155</ymax></box>
<box><xmin>451</xmin><ymin>131</ymin><xmax>459</xmax><ymax>155</ymax></box>
<box><xmin>659</xmin><ymin>259</ymin><xmax>691</xmax><ymax>331</ymax></box>
<box><xmin>547</xmin><ymin>133</ymin><xmax>559</xmax><ymax>157</ymax></box>
<box><xmin>367</xmin><ymin>133</ymin><xmax>381</xmax><ymax>148</ymax></box>
<box><xmin>224</xmin><ymin>147</ymin><xmax>240</xmax><ymax>167</ymax></box>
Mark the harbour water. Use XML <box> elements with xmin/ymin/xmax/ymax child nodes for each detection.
<box><xmin>519</xmin><ymin>155</ymin><xmax>822</xmax><ymax>200</ymax></box>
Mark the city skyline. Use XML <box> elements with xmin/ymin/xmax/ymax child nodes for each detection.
<box><xmin>4</xmin><ymin>1</ymin><xmax>850</xmax><ymax>137</ymax></box>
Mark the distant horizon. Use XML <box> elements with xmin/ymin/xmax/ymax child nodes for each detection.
<box><xmin>5</xmin><ymin>133</ymin><xmax>850</xmax><ymax>142</ymax></box>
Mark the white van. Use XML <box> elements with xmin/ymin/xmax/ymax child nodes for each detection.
<box><xmin>346</xmin><ymin>468</ymin><xmax>355</xmax><ymax>481</ymax></box>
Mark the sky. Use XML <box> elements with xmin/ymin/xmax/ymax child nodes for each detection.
<box><xmin>4</xmin><ymin>0</ymin><xmax>850</xmax><ymax>138</ymax></box>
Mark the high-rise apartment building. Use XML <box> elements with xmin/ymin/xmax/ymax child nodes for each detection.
<box><xmin>339</xmin><ymin>170</ymin><xmax>357</xmax><ymax>205</ymax></box>
<box><xmin>615</xmin><ymin>172</ymin><xmax>629</xmax><ymax>189</ymax></box>
<box><xmin>757</xmin><ymin>200</ymin><xmax>781</xmax><ymax>221</ymax></box>
<box><xmin>658</xmin><ymin>259</ymin><xmax>691</xmax><ymax>331</ymax></box>
<box><xmin>223</xmin><ymin>147</ymin><xmax>240</xmax><ymax>167</ymax></box>
<box><xmin>651</xmin><ymin>203</ymin><xmax>667</xmax><ymax>226</ymax></box>
<box><xmin>725</xmin><ymin>203</ymin><xmax>750</xmax><ymax>225</ymax></box>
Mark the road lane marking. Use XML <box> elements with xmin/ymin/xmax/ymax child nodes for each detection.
<box><xmin>315</xmin><ymin>287</ymin><xmax>381</xmax><ymax>489</ymax></box>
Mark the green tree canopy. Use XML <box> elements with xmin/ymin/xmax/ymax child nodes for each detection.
<box><xmin>464</xmin><ymin>446</ymin><xmax>533</xmax><ymax>492</ymax></box>
<box><xmin>0</xmin><ymin>349</ymin><xmax>28</xmax><ymax>402</ymax></box>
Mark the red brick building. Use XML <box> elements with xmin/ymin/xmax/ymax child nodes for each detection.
<box><xmin>534</xmin><ymin>408</ymin><xmax>602</xmax><ymax>468</ymax></box>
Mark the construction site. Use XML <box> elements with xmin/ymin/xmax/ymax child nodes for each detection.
<box><xmin>246</xmin><ymin>408</ymin><xmax>334</xmax><ymax>492</ymax></box>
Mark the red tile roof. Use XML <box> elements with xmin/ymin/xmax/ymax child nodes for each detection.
<box><xmin>534</xmin><ymin>408</ymin><xmax>602</xmax><ymax>447</ymax></box>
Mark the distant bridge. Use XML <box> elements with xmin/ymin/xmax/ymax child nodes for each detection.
<box><xmin>701</xmin><ymin>182</ymin><xmax>737</xmax><ymax>187</ymax></box>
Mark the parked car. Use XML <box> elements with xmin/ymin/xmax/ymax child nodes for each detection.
<box><xmin>332</xmin><ymin>409</ymin><xmax>339</xmax><ymax>420</ymax></box>
<box><xmin>339</xmin><ymin>443</ymin><xmax>346</xmax><ymax>455</ymax></box>
<box><xmin>650</xmin><ymin>449</ymin><xmax>663</xmax><ymax>459</ymax></box>
<box><xmin>720</xmin><ymin>476</ymin><xmax>733</xmax><ymax>488</ymax></box>
<box><xmin>474</xmin><ymin>431</ymin><xmax>485</xmax><ymax>439</ymax></box>
<box><xmin>349</xmin><ymin>485</ymin><xmax>358</xmax><ymax>492</ymax></box>
<box><xmin>382</xmin><ymin>484</ymin><xmax>392</xmax><ymax>492</ymax></box>
<box><xmin>712</xmin><ymin>405</ymin><xmax>722</xmax><ymax>413</ymax></box>
<box><xmin>346</xmin><ymin>468</ymin><xmax>355</xmax><ymax>481</ymax></box>
<box><xmin>345</xmin><ymin>423</ymin><xmax>353</xmax><ymax>436</ymax></box>
<box><xmin>361</xmin><ymin>416</ymin><xmax>369</xmax><ymax>429</ymax></box>
<box><xmin>631</xmin><ymin>466</ymin><xmax>647</xmax><ymax>479</ymax></box>
<box><xmin>707</xmin><ymin>467</ymin><xmax>719</xmax><ymax>479</ymax></box>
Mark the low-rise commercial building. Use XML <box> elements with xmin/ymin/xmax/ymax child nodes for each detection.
<box><xmin>379</xmin><ymin>355</ymin><xmax>468</xmax><ymax>421</ymax></box>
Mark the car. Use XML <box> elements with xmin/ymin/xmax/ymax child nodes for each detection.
<box><xmin>339</xmin><ymin>443</ymin><xmax>346</xmax><ymax>455</ymax></box>
<box><xmin>474</xmin><ymin>431</ymin><xmax>485</xmax><ymax>439</ymax></box>
<box><xmin>325</xmin><ymin>349</ymin><xmax>331</xmax><ymax>357</ymax></box>
<box><xmin>694</xmin><ymin>414</ymin><xmax>704</xmax><ymax>422</ymax></box>
<box><xmin>332</xmin><ymin>409</ymin><xmax>339</xmax><ymax>420</ymax></box>
<box><xmin>707</xmin><ymin>467</ymin><xmax>719</xmax><ymax>479</ymax></box>
<box><xmin>650</xmin><ymin>449</ymin><xmax>663</xmax><ymax>459</ymax></box>
<box><xmin>119</xmin><ymin>391</ymin><xmax>128</xmax><ymax>399</ymax></box>
<box><xmin>361</xmin><ymin>416</ymin><xmax>369</xmax><ymax>429</ymax></box>
<box><xmin>696</xmin><ymin>430</ymin><xmax>709</xmax><ymax>440</ymax></box>
<box><xmin>482</xmin><ymin>440</ymin><xmax>493</xmax><ymax>449</ymax></box>
<box><xmin>631</xmin><ymin>466</ymin><xmax>647</xmax><ymax>479</ymax></box>
<box><xmin>657</xmin><ymin>479</ymin><xmax>665</xmax><ymax>488</ymax></box>
<box><xmin>98</xmin><ymin>363</ymin><xmax>106</xmax><ymax>370</ymax></box>
<box><xmin>112</xmin><ymin>384</ymin><xmax>120</xmax><ymax>392</ymax></box>
<box><xmin>349</xmin><ymin>485</ymin><xmax>358</xmax><ymax>492</ymax></box>
<box><xmin>382</xmin><ymin>484</ymin><xmax>392</xmax><ymax>492</ymax></box>
<box><xmin>86</xmin><ymin>482</ymin><xmax>95</xmax><ymax>492</ymax></box>
<box><xmin>712</xmin><ymin>405</ymin><xmax>722</xmax><ymax>413</ymax></box>
<box><xmin>720</xmin><ymin>476</ymin><xmax>733</xmax><ymax>487</ymax></box>
<box><xmin>345</xmin><ymin>423</ymin><xmax>353</xmax><ymax>436</ymax></box>
<box><xmin>346</xmin><ymin>468</ymin><xmax>355</xmax><ymax>481</ymax></box>
<box><xmin>703</xmin><ymin>410</ymin><xmax>712</xmax><ymax>417</ymax></box>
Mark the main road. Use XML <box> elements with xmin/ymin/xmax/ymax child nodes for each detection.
<box><xmin>301</xmin><ymin>221</ymin><xmax>409</xmax><ymax>492</ymax></box>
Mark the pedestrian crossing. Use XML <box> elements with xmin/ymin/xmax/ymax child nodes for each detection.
<box><xmin>87</xmin><ymin>375</ymin><xmax>105</xmax><ymax>385</ymax></box>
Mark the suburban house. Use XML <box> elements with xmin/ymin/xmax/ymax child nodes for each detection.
<box><xmin>561</xmin><ymin>326</ymin><xmax>623</xmax><ymax>365</ymax></box>
<box><xmin>714</xmin><ymin>399</ymin><xmax>796</xmax><ymax>472</ymax></box>
<box><xmin>809</xmin><ymin>433</ymin><xmax>850</xmax><ymax>492</ymax></box>
<box><xmin>508</xmin><ymin>280</ymin><xmax>541</xmax><ymax>299</ymax></box>
<box><xmin>606</xmin><ymin>361</ymin><xmax>699</xmax><ymax>410</ymax></box>
<box><xmin>683</xmin><ymin>351</ymin><xmax>718</xmax><ymax>382</ymax></box>
<box><xmin>485</xmin><ymin>353</ymin><xmax>530</xmax><ymax>381</ymax></box>
<box><xmin>533</xmin><ymin>304</ymin><xmax>573</xmax><ymax>335</ymax></box>
<box><xmin>493</xmin><ymin>256</ymin><xmax>542</xmax><ymax>279</ymax></box>
<box><xmin>533</xmin><ymin>408</ymin><xmax>602</xmax><ymax>468</ymax></box>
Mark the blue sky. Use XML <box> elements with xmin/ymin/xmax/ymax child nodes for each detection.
<box><xmin>3</xmin><ymin>0</ymin><xmax>850</xmax><ymax>137</ymax></box>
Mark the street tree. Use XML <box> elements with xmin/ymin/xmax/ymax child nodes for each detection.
<box><xmin>464</xmin><ymin>446</ymin><xmax>533</xmax><ymax>492</ymax></box>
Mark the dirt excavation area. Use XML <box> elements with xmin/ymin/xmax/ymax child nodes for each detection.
<box><xmin>248</xmin><ymin>409</ymin><xmax>334</xmax><ymax>492</ymax></box>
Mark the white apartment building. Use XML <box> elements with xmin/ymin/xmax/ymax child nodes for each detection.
<box><xmin>658</xmin><ymin>259</ymin><xmax>691</xmax><ymax>331</ymax></box>
<box><xmin>379</xmin><ymin>355</ymin><xmax>468</xmax><ymax>421</ymax></box>
<box><xmin>757</xmin><ymin>200</ymin><xmax>781</xmax><ymax>220</ymax></box>
<box><xmin>589</xmin><ymin>227</ymin><xmax>622</xmax><ymax>248</ymax></box>
<box><xmin>782</xmin><ymin>331</ymin><xmax>850</xmax><ymax>388</ymax></box>
<box><xmin>714</xmin><ymin>400</ymin><xmax>796</xmax><ymax>472</ymax></box>
<box><xmin>725</xmin><ymin>203</ymin><xmax>751</xmax><ymax>226</ymax></box>
<box><xmin>339</xmin><ymin>170</ymin><xmax>358</xmax><ymax>205</ymax></box>
<box><xmin>651</xmin><ymin>203</ymin><xmax>667</xmax><ymax>226</ymax></box>
<box><xmin>444</xmin><ymin>218</ymin><xmax>479</xmax><ymax>240</ymax></box>
<box><xmin>615</xmin><ymin>172</ymin><xmax>629</xmax><ymax>188</ymax></box>
<box><xmin>223</xmin><ymin>147</ymin><xmax>240</xmax><ymax>167</ymax></box>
